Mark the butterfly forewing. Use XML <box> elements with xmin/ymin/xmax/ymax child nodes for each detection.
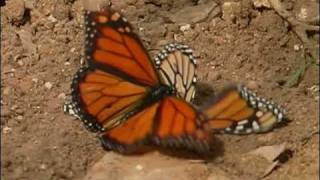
<box><xmin>65</xmin><ymin>67</ymin><xmax>150</xmax><ymax>132</ymax></box>
<box><xmin>84</xmin><ymin>9</ymin><xmax>159</xmax><ymax>86</ymax></box>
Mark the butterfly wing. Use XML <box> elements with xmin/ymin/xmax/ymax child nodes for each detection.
<box><xmin>152</xmin><ymin>96</ymin><xmax>212</xmax><ymax>153</ymax></box>
<box><xmin>64</xmin><ymin>67</ymin><xmax>150</xmax><ymax>132</ymax></box>
<box><xmin>154</xmin><ymin>43</ymin><xmax>197</xmax><ymax>102</ymax></box>
<box><xmin>99</xmin><ymin>102</ymin><xmax>160</xmax><ymax>153</ymax></box>
<box><xmin>85</xmin><ymin>8</ymin><xmax>159</xmax><ymax>86</ymax></box>
<box><xmin>96</xmin><ymin>86</ymin><xmax>287</xmax><ymax>154</ymax></box>
<box><xmin>202</xmin><ymin>85</ymin><xmax>287</xmax><ymax>134</ymax></box>
<box><xmin>99</xmin><ymin>96</ymin><xmax>212</xmax><ymax>153</ymax></box>
<box><xmin>65</xmin><ymin>8</ymin><xmax>163</xmax><ymax>131</ymax></box>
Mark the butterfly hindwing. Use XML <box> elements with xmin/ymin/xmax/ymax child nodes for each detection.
<box><xmin>84</xmin><ymin>8</ymin><xmax>159</xmax><ymax>86</ymax></box>
<box><xmin>99</xmin><ymin>102</ymin><xmax>160</xmax><ymax>153</ymax></box>
<box><xmin>154</xmin><ymin>43</ymin><xmax>197</xmax><ymax>102</ymax></box>
<box><xmin>202</xmin><ymin>85</ymin><xmax>287</xmax><ymax>134</ymax></box>
<box><xmin>100</xmin><ymin>96</ymin><xmax>213</xmax><ymax>153</ymax></box>
<box><xmin>152</xmin><ymin>97</ymin><xmax>212</xmax><ymax>153</ymax></box>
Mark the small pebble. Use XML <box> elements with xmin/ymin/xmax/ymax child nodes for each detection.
<box><xmin>293</xmin><ymin>44</ymin><xmax>301</xmax><ymax>51</ymax></box>
<box><xmin>11</xmin><ymin>105</ymin><xmax>19</xmax><ymax>110</ymax></box>
<box><xmin>44</xmin><ymin>82</ymin><xmax>53</xmax><ymax>90</ymax></box>
<box><xmin>70</xmin><ymin>48</ymin><xmax>76</xmax><ymax>53</ymax></box>
<box><xmin>32</xmin><ymin>78</ymin><xmax>39</xmax><ymax>83</ymax></box>
<box><xmin>80</xmin><ymin>58</ymin><xmax>85</xmax><ymax>65</ymax></box>
<box><xmin>47</xmin><ymin>15</ymin><xmax>58</xmax><ymax>23</ymax></box>
<box><xmin>17</xmin><ymin>115</ymin><xmax>23</xmax><ymax>120</ymax></box>
<box><xmin>17</xmin><ymin>60</ymin><xmax>24</xmax><ymax>66</ymax></box>
<box><xmin>180</xmin><ymin>24</ymin><xmax>191</xmax><ymax>32</ymax></box>
<box><xmin>135</xmin><ymin>164</ymin><xmax>143</xmax><ymax>171</ymax></box>
<box><xmin>247</xmin><ymin>80</ymin><xmax>260</xmax><ymax>90</ymax></box>
<box><xmin>3</xmin><ymin>127</ymin><xmax>12</xmax><ymax>134</ymax></box>
<box><xmin>39</xmin><ymin>164</ymin><xmax>47</xmax><ymax>170</ymax></box>
<box><xmin>58</xmin><ymin>93</ymin><xmax>66</xmax><ymax>99</ymax></box>
<box><xmin>308</xmin><ymin>85</ymin><xmax>319</xmax><ymax>92</ymax></box>
<box><xmin>3</xmin><ymin>87</ymin><xmax>11</xmax><ymax>95</ymax></box>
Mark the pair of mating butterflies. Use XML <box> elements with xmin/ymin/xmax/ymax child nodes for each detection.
<box><xmin>64</xmin><ymin>7</ymin><xmax>287</xmax><ymax>154</ymax></box>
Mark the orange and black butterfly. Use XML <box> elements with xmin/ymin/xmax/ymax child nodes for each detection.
<box><xmin>64</xmin><ymin>7</ymin><xmax>287</xmax><ymax>154</ymax></box>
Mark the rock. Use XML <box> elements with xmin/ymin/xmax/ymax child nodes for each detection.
<box><xmin>32</xmin><ymin>78</ymin><xmax>39</xmax><ymax>83</ymax></box>
<box><xmin>17</xmin><ymin>60</ymin><xmax>24</xmax><ymax>66</ymax></box>
<box><xmin>4</xmin><ymin>0</ymin><xmax>26</xmax><ymax>25</ymax></box>
<box><xmin>221</xmin><ymin>2</ymin><xmax>241</xmax><ymax>22</ymax></box>
<box><xmin>180</xmin><ymin>24</ymin><xmax>191</xmax><ymax>32</ymax></box>
<box><xmin>247</xmin><ymin>80</ymin><xmax>260</xmax><ymax>90</ymax></box>
<box><xmin>44</xmin><ymin>82</ymin><xmax>53</xmax><ymax>90</ymax></box>
<box><xmin>293</xmin><ymin>44</ymin><xmax>302</xmax><ymax>51</ymax></box>
<box><xmin>39</xmin><ymin>164</ymin><xmax>47</xmax><ymax>170</ymax></box>
<box><xmin>135</xmin><ymin>164</ymin><xmax>143</xmax><ymax>171</ymax></box>
<box><xmin>58</xmin><ymin>93</ymin><xmax>66</xmax><ymax>99</ymax></box>
<box><xmin>24</xmin><ymin>0</ymin><xmax>35</xmax><ymax>9</ymax></box>
<box><xmin>169</xmin><ymin>1</ymin><xmax>219</xmax><ymax>24</ymax></box>
<box><xmin>83</xmin><ymin>152</ymin><xmax>210</xmax><ymax>180</ymax></box>
<box><xmin>47</xmin><ymin>15</ymin><xmax>58</xmax><ymax>23</ymax></box>
<box><xmin>249</xmin><ymin>143</ymin><xmax>287</xmax><ymax>162</ymax></box>
<box><xmin>3</xmin><ymin>87</ymin><xmax>11</xmax><ymax>96</ymax></box>
<box><xmin>252</xmin><ymin>0</ymin><xmax>271</xmax><ymax>9</ymax></box>
<box><xmin>3</xmin><ymin>127</ymin><xmax>12</xmax><ymax>134</ymax></box>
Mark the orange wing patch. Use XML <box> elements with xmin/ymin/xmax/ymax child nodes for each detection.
<box><xmin>153</xmin><ymin>97</ymin><xmax>212</xmax><ymax>153</ymax></box>
<box><xmin>77</xmin><ymin>68</ymin><xmax>149</xmax><ymax>131</ymax></box>
<box><xmin>99</xmin><ymin>102</ymin><xmax>160</xmax><ymax>153</ymax></box>
<box><xmin>203</xmin><ymin>90</ymin><xmax>253</xmax><ymax>130</ymax></box>
<box><xmin>202</xmin><ymin>85</ymin><xmax>286</xmax><ymax>134</ymax></box>
<box><xmin>85</xmin><ymin>10</ymin><xmax>159</xmax><ymax>86</ymax></box>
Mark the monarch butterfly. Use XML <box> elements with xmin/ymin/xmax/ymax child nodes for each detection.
<box><xmin>64</xmin><ymin>7</ymin><xmax>287</xmax><ymax>154</ymax></box>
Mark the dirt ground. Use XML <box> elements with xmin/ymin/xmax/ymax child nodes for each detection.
<box><xmin>1</xmin><ymin>0</ymin><xmax>319</xmax><ymax>180</ymax></box>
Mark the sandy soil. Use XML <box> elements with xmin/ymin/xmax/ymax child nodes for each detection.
<box><xmin>1</xmin><ymin>0</ymin><xmax>319</xmax><ymax>179</ymax></box>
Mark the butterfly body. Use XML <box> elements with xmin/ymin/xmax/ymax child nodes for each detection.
<box><xmin>149</xmin><ymin>85</ymin><xmax>175</xmax><ymax>100</ymax></box>
<box><xmin>64</xmin><ymin>7</ymin><xmax>287</xmax><ymax>154</ymax></box>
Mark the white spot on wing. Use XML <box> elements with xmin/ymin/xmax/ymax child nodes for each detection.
<box><xmin>252</xmin><ymin>121</ymin><xmax>260</xmax><ymax>131</ymax></box>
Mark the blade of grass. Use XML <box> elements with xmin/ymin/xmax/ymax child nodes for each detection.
<box><xmin>285</xmin><ymin>54</ymin><xmax>316</xmax><ymax>87</ymax></box>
